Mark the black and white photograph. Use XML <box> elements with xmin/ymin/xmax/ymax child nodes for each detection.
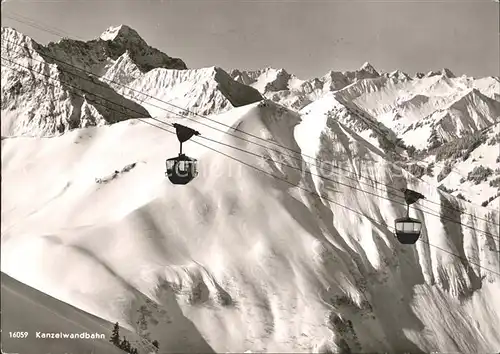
<box><xmin>1</xmin><ymin>0</ymin><xmax>499</xmax><ymax>353</ymax></box>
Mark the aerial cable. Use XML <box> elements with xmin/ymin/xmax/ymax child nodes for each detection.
<box><xmin>2</xmin><ymin>54</ymin><xmax>499</xmax><ymax>239</ymax></box>
<box><xmin>0</xmin><ymin>17</ymin><xmax>492</xmax><ymax>199</ymax></box>
<box><xmin>1</xmin><ymin>31</ymin><xmax>493</xmax><ymax>215</ymax></box>
<box><xmin>1</xmin><ymin>34</ymin><xmax>496</xmax><ymax>218</ymax></box>
<box><xmin>1</xmin><ymin>52</ymin><xmax>498</xmax><ymax>235</ymax></box>
<box><xmin>2</xmin><ymin>38</ymin><xmax>498</xmax><ymax>220</ymax></box>
<box><xmin>3</xmin><ymin>60</ymin><xmax>499</xmax><ymax>277</ymax></box>
<box><xmin>3</xmin><ymin>14</ymin><xmax>80</xmax><ymax>41</ymax></box>
<box><xmin>1</xmin><ymin>45</ymin><xmax>498</xmax><ymax>229</ymax></box>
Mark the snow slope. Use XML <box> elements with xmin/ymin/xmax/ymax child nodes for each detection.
<box><xmin>327</xmin><ymin>74</ymin><xmax>500</xmax><ymax>206</ymax></box>
<box><xmin>2</xmin><ymin>100</ymin><xmax>499</xmax><ymax>353</ymax></box>
<box><xmin>299</xmin><ymin>91</ymin><xmax>500</xmax><ymax>206</ymax></box>
<box><xmin>1</xmin><ymin>272</ymin><xmax>147</xmax><ymax>354</ymax></box>
<box><xmin>1</xmin><ymin>26</ymin><xmax>151</xmax><ymax>137</ymax></box>
<box><xmin>117</xmin><ymin>66</ymin><xmax>263</xmax><ymax>118</ymax></box>
<box><xmin>428</xmin><ymin>122</ymin><xmax>500</xmax><ymax>207</ymax></box>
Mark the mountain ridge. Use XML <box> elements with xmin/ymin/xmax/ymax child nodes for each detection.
<box><xmin>2</xmin><ymin>100</ymin><xmax>499</xmax><ymax>353</ymax></box>
<box><xmin>117</xmin><ymin>65</ymin><xmax>263</xmax><ymax>118</ymax></box>
<box><xmin>1</xmin><ymin>26</ymin><xmax>152</xmax><ymax>136</ymax></box>
<box><xmin>1</xmin><ymin>25</ymin><xmax>263</xmax><ymax>136</ymax></box>
<box><xmin>2</xmin><ymin>23</ymin><xmax>498</xmax><ymax>206</ymax></box>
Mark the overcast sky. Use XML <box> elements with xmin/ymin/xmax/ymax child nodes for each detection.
<box><xmin>1</xmin><ymin>0</ymin><xmax>499</xmax><ymax>79</ymax></box>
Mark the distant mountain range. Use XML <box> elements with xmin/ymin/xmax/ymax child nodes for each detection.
<box><xmin>2</xmin><ymin>24</ymin><xmax>498</xmax><ymax>205</ymax></box>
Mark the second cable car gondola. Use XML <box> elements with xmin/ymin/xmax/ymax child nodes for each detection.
<box><xmin>165</xmin><ymin>123</ymin><xmax>200</xmax><ymax>185</ymax></box>
<box><xmin>394</xmin><ymin>188</ymin><xmax>425</xmax><ymax>244</ymax></box>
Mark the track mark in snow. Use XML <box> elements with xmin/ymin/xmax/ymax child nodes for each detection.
<box><xmin>94</xmin><ymin>162</ymin><xmax>138</xmax><ymax>184</ymax></box>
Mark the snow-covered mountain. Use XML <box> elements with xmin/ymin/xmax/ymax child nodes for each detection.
<box><xmin>1</xmin><ymin>272</ymin><xmax>150</xmax><ymax>354</ymax></box>
<box><xmin>1</xmin><ymin>25</ymin><xmax>262</xmax><ymax>137</ymax></box>
<box><xmin>2</xmin><ymin>25</ymin><xmax>500</xmax><ymax>354</ymax></box>
<box><xmin>332</xmin><ymin>73</ymin><xmax>499</xmax><ymax>147</ymax></box>
<box><xmin>2</xmin><ymin>101</ymin><xmax>499</xmax><ymax>353</ymax></box>
<box><xmin>233</xmin><ymin>64</ymin><xmax>499</xmax><ymax>206</ymax></box>
<box><xmin>230</xmin><ymin>62</ymin><xmax>380</xmax><ymax>110</ymax></box>
<box><xmin>313</xmin><ymin>73</ymin><xmax>500</xmax><ymax>207</ymax></box>
<box><xmin>45</xmin><ymin>24</ymin><xmax>187</xmax><ymax>80</ymax></box>
<box><xmin>117</xmin><ymin>66</ymin><xmax>263</xmax><ymax>118</ymax></box>
<box><xmin>0</xmin><ymin>26</ymin><xmax>154</xmax><ymax>137</ymax></box>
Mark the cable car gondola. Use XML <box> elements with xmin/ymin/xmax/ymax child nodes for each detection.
<box><xmin>394</xmin><ymin>188</ymin><xmax>425</xmax><ymax>244</ymax></box>
<box><xmin>165</xmin><ymin>123</ymin><xmax>200</xmax><ymax>185</ymax></box>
